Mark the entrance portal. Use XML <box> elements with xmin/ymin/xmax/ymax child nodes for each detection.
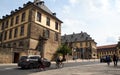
<box><xmin>13</xmin><ymin>53</ymin><xmax>19</xmax><ymax>63</ymax></box>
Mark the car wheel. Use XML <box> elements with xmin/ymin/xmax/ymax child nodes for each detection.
<box><xmin>46</xmin><ymin>63</ymin><xmax>51</xmax><ymax>67</ymax></box>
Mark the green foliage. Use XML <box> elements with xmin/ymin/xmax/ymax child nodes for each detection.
<box><xmin>56</xmin><ymin>45</ymin><xmax>72</xmax><ymax>56</ymax></box>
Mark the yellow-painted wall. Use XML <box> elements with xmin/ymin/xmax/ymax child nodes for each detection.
<box><xmin>35</xmin><ymin>10</ymin><xmax>60</xmax><ymax>33</ymax></box>
<box><xmin>1</xmin><ymin>9</ymin><xmax>29</xmax><ymax>43</ymax></box>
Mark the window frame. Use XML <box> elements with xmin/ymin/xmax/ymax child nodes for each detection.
<box><xmin>55</xmin><ymin>22</ymin><xmax>59</xmax><ymax>30</ymax></box>
<box><xmin>14</xmin><ymin>28</ymin><xmax>18</xmax><ymax>38</ymax></box>
<box><xmin>37</xmin><ymin>12</ymin><xmax>41</xmax><ymax>22</ymax></box>
<box><xmin>4</xmin><ymin>31</ymin><xmax>7</xmax><ymax>40</ymax></box>
<box><xmin>54</xmin><ymin>32</ymin><xmax>58</xmax><ymax>41</ymax></box>
<box><xmin>21</xmin><ymin>12</ymin><xmax>26</xmax><ymax>22</ymax></box>
<box><xmin>10</xmin><ymin>17</ymin><xmax>14</xmax><ymax>26</ymax></box>
<box><xmin>46</xmin><ymin>17</ymin><xmax>50</xmax><ymax>26</ymax></box>
<box><xmin>9</xmin><ymin>29</ymin><xmax>12</xmax><ymax>39</ymax></box>
<box><xmin>20</xmin><ymin>25</ymin><xmax>24</xmax><ymax>36</ymax></box>
<box><xmin>15</xmin><ymin>15</ymin><xmax>19</xmax><ymax>24</ymax></box>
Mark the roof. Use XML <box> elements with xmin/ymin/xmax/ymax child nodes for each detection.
<box><xmin>97</xmin><ymin>44</ymin><xmax>117</xmax><ymax>49</ymax></box>
<box><xmin>1</xmin><ymin>1</ymin><xmax>63</xmax><ymax>23</ymax></box>
<box><xmin>61</xmin><ymin>31</ymin><xmax>95</xmax><ymax>43</ymax></box>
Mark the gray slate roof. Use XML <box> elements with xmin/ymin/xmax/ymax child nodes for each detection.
<box><xmin>34</xmin><ymin>1</ymin><xmax>53</xmax><ymax>15</ymax></box>
<box><xmin>33</xmin><ymin>1</ymin><xmax>63</xmax><ymax>23</ymax></box>
<box><xmin>1</xmin><ymin>1</ymin><xmax>62</xmax><ymax>23</ymax></box>
<box><xmin>61</xmin><ymin>32</ymin><xmax>94</xmax><ymax>43</ymax></box>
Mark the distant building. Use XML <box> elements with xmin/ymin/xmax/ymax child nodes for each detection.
<box><xmin>97</xmin><ymin>44</ymin><xmax>117</xmax><ymax>58</ymax></box>
<box><xmin>0</xmin><ymin>0</ymin><xmax>62</xmax><ymax>63</ymax></box>
<box><xmin>61</xmin><ymin>32</ymin><xmax>97</xmax><ymax>59</ymax></box>
<box><xmin>97</xmin><ymin>42</ymin><xmax>120</xmax><ymax>58</ymax></box>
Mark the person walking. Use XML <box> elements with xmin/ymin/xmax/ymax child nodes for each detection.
<box><xmin>113</xmin><ymin>54</ymin><xmax>118</xmax><ymax>66</ymax></box>
<box><xmin>106</xmin><ymin>55</ymin><xmax>111</xmax><ymax>66</ymax></box>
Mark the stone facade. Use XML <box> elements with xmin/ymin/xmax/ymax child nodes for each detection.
<box><xmin>61</xmin><ymin>32</ymin><xmax>97</xmax><ymax>59</ymax></box>
<box><xmin>0</xmin><ymin>0</ymin><xmax>62</xmax><ymax>63</ymax></box>
<box><xmin>0</xmin><ymin>48</ymin><xmax>12</xmax><ymax>63</ymax></box>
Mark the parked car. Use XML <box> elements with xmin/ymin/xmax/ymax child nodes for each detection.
<box><xmin>18</xmin><ymin>55</ymin><xmax>51</xmax><ymax>69</ymax></box>
<box><xmin>100</xmin><ymin>56</ymin><xmax>112</xmax><ymax>63</ymax></box>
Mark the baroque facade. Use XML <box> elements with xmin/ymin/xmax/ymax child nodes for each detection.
<box><xmin>61</xmin><ymin>32</ymin><xmax>97</xmax><ymax>59</ymax></box>
<box><xmin>0</xmin><ymin>0</ymin><xmax>62</xmax><ymax>63</ymax></box>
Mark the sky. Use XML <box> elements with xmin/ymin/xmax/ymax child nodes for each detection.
<box><xmin>0</xmin><ymin>0</ymin><xmax>120</xmax><ymax>46</ymax></box>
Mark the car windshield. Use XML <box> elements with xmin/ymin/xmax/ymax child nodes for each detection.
<box><xmin>29</xmin><ymin>56</ymin><xmax>40</xmax><ymax>59</ymax></box>
<box><xmin>20</xmin><ymin>56</ymin><xmax>28</xmax><ymax>60</ymax></box>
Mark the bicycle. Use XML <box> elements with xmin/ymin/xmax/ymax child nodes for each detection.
<box><xmin>56</xmin><ymin>62</ymin><xmax>64</xmax><ymax>68</ymax></box>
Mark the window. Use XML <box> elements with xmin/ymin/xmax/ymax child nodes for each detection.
<box><xmin>21</xmin><ymin>12</ymin><xmax>26</xmax><ymax>22</ymax></box>
<box><xmin>14</xmin><ymin>28</ymin><xmax>18</xmax><ymax>37</ymax></box>
<box><xmin>13</xmin><ymin>42</ymin><xmax>16</xmax><ymax>48</ymax></box>
<box><xmin>80</xmin><ymin>42</ymin><xmax>83</xmax><ymax>47</ymax></box>
<box><xmin>8</xmin><ymin>43</ymin><xmax>11</xmax><ymax>48</ymax></box>
<box><xmin>20</xmin><ymin>25</ymin><xmax>24</xmax><ymax>36</ymax></box>
<box><xmin>10</xmin><ymin>17</ymin><xmax>14</xmax><ymax>26</ymax></box>
<box><xmin>19</xmin><ymin>41</ymin><xmax>24</xmax><ymax>47</ymax></box>
<box><xmin>43</xmin><ymin>29</ymin><xmax>50</xmax><ymax>38</ymax></box>
<box><xmin>55</xmin><ymin>22</ymin><xmax>58</xmax><ymax>30</ymax></box>
<box><xmin>1</xmin><ymin>22</ymin><xmax>4</xmax><ymax>30</ymax></box>
<box><xmin>15</xmin><ymin>15</ymin><xmax>19</xmax><ymax>24</ymax></box>
<box><xmin>37</xmin><ymin>12</ymin><xmax>41</xmax><ymax>22</ymax></box>
<box><xmin>9</xmin><ymin>29</ymin><xmax>12</xmax><ymax>39</ymax></box>
<box><xmin>55</xmin><ymin>33</ymin><xmax>58</xmax><ymax>41</ymax></box>
<box><xmin>4</xmin><ymin>31</ymin><xmax>7</xmax><ymax>40</ymax></box>
<box><xmin>5</xmin><ymin>20</ymin><xmax>9</xmax><ymax>28</ymax></box>
<box><xmin>0</xmin><ymin>32</ymin><xmax>2</xmax><ymax>41</ymax></box>
<box><xmin>46</xmin><ymin>17</ymin><xmax>50</xmax><ymax>26</ymax></box>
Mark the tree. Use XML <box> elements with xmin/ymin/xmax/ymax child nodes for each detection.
<box><xmin>56</xmin><ymin>45</ymin><xmax>72</xmax><ymax>60</ymax></box>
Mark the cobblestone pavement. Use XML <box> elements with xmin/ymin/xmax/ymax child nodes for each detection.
<box><xmin>30</xmin><ymin>62</ymin><xmax>120</xmax><ymax>75</ymax></box>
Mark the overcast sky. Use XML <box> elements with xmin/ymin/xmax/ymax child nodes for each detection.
<box><xmin>0</xmin><ymin>0</ymin><xmax>120</xmax><ymax>46</ymax></box>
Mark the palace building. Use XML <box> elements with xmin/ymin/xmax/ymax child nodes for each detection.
<box><xmin>61</xmin><ymin>32</ymin><xmax>97</xmax><ymax>59</ymax></box>
<box><xmin>0</xmin><ymin>0</ymin><xmax>62</xmax><ymax>63</ymax></box>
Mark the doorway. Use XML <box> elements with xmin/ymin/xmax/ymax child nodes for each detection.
<box><xmin>13</xmin><ymin>53</ymin><xmax>20</xmax><ymax>63</ymax></box>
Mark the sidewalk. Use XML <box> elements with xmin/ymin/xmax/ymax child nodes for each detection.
<box><xmin>30</xmin><ymin>62</ymin><xmax>120</xmax><ymax>75</ymax></box>
<box><xmin>51</xmin><ymin>59</ymin><xmax>99</xmax><ymax>63</ymax></box>
<box><xmin>0</xmin><ymin>59</ymin><xmax>99</xmax><ymax>66</ymax></box>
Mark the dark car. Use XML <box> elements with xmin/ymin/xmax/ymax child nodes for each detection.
<box><xmin>18</xmin><ymin>55</ymin><xmax>51</xmax><ymax>69</ymax></box>
<box><xmin>100</xmin><ymin>56</ymin><xmax>112</xmax><ymax>63</ymax></box>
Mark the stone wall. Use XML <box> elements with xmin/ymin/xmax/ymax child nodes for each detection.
<box><xmin>0</xmin><ymin>47</ymin><xmax>12</xmax><ymax>63</ymax></box>
<box><xmin>30</xmin><ymin>23</ymin><xmax>61</xmax><ymax>60</ymax></box>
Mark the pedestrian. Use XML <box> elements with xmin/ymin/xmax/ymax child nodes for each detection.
<box><xmin>113</xmin><ymin>54</ymin><xmax>118</xmax><ymax>66</ymax></box>
<box><xmin>106</xmin><ymin>55</ymin><xmax>111</xmax><ymax>66</ymax></box>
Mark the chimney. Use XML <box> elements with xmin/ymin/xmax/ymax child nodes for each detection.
<box><xmin>53</xmin><ymin>13</ymin><xmax>56</xmax><ymax>16</ymax></box>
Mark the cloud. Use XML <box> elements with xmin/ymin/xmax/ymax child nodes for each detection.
<box><xmin>69</xmin><ymin>0</ymin><xmax>79</xmax><ymax>5</ymax></box>
<box><xmin>59</xmin><ymin>0</ymin><xmax>120</xmax><ymax>46</ymax></box>
<box><xmin>62</xmin><ymin>18</ymin><xmax>88</xmax><ymax>35</ymax></box>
